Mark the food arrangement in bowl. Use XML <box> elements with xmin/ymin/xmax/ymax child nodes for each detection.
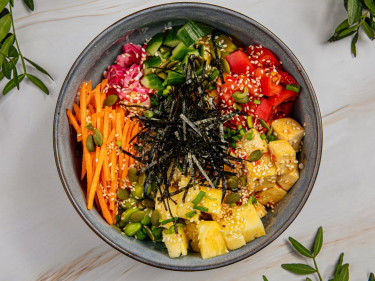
<box><xmin>66</xmin><ymin>20</ymin><xmax>306</xmax><ymax>260</ymax></box>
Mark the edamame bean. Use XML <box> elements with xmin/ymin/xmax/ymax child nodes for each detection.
<box><xmin>131</xmin><ymin>184</ymin><xmax>144</xmax><ymax>199</ymax></box>
<box><xmin>140</xmin><ymin>212</ymin><xmax>151</xmax><ymax>225</ymax></box>
<box><xmin>124</xmin><ymin>223</ymin><xmax>142</xmax><ymax>236</ymax></box>
<box><xmin>151</xmin><ymin>226</ymin><xmax>163</xmax><ymax>238</ymax></box>
<box><xmin>120</xmin><ymin>197</ymin><xmax>138</xmax><ymax>209</ymax></box>
<box><xmin>121</xmin><ymin>208</ymin><xmax>140</xmax><ymax>223</ymax></box>
<box><xmin>135</xmin><ymin>229</ymin><xmax>147</xmax><ymax>240</ymax></box>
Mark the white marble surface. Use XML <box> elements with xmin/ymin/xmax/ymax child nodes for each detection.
<box><xmin>0</xmin><ymin>0</ymin><xmax>374</xmax><ymax>280</ymax></box>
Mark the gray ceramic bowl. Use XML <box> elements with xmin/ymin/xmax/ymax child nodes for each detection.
<box><xmin>53</xmin><ymin>2</ymin><xmax>322</xmax><ymax>271</ymax></box>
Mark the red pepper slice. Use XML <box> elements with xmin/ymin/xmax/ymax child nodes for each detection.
<box><xmin>254</xmin><ymin>98</ymin><xmax>273</xmax><ymax>121</ymax></box>
<box><xmin>225</xmin><ymin>50</ymin><xmax>256</xmax><ymax>75</ymax></box>
<box><xmin>279</xmin><ymin>71</ymin><xmax>298</xmax><ymax>85</ymax></box>
<box><xmin>247</xmin><ymin>46</ymin><xmax>281</xmax><ymax>68</ymax></box>
<box><xmin>260</xmin><ymin>75</ymin><xmax>282</xmax><ymax>97</ymax></box>
<box><xmin>267</xmin><ymin>90</ymin><xmax>298</xmax><ymax>107</ymax></box>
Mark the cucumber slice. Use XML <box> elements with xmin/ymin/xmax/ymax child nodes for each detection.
<box><xmin>181</xmin><ymin>49</ymin><xmax>200</xmax><ymax>65</ymax></box>
<box><xmin>159</xmin><ymin>45</ymin><xmax>172</xmax><ymax>59</ymax></box>
<box><xmin>141</xmin><ymin>74</ymin><xmax>165</xmax><ymax>91</ymax></box>
<box><xmin>143</xmin><ymin>56</ymin><xmax>162</xmax><ymax>68</ymax></box>
<box><xmin>177</xmin><ymin>21</ymin><xmax>213</xmax><ymax>47</ymax></box>
<box><xmin>170</xmin><ymin>42</ymin><xmax>194</xmax><ymax>61</ymax></box>
<box><xmin>163</xmin><ymin>26</ymin><xmax>182</xmax><ymax>48</ymax></box>
<box><xmin>163</xmin><ymin>70</ymin><xmax>185</xmax><ymax>86</ymax></box>
<box><xmin>146</xmin><ymin>33</ymin><xmax>164</xmax><ymax>56</ymax></box>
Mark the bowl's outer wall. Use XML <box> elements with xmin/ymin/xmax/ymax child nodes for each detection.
<box><xmin>54</xmin><ymin>3</ymin><xmax>322</xmax><ymax>271</ymax></box>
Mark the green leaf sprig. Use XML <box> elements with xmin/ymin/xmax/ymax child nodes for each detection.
<box><xmin>0</xmin><ymin>0</ymin><xmax>53</xmax><ymax>95</ymax></box>
<box><xmin>263</xmin><ymin>226</ymin><xmax>374</xmax><ymax>281</ymax></box>
<box><xmin>329</xmin><ymin>0</ymin><xmax>375</xmax><ymax>57</ymax></box>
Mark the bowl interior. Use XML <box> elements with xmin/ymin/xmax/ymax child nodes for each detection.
<box><xmin>54</xmin><ymin>3</ymin><xmax>322</xmax><ymax>271</ymax></box>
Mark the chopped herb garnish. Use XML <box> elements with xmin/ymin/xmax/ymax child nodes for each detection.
<box><xmin>286</xmin><ymin>84</ymin><xmax>300</xmax><ymax>93</ymax></box>
<box><xmin>205</xmin><ymin>194</ymin><xmax>217</xmax><ymax>201</ymax></box>
<box><xmin>254</xmin><ymin>99</ymin><xmax>261</xmax><ymax>105</ymax></box>
<box><xmin>249</xmin><ymin>195</ymin><xmax>257</xmax><ymax>204</ymax></box>
<box><xmin>193</xmin><ymin>205</ymin><xmax>208</xmax><ymax>212</ymax></box>
<box><xmin>160</xmin><ymin>217</ymin><xmax>178</xmax><ymax>225</ymax></box>
<box><xmin>192</xmin><ymin>191</ymin><xmax>206</xmax><ymax>205</ymax></box>
<box><xmin>260</xmin><ymin>133</ymin><xmax>267</xmax><ymax>140</ymax></box>
<box><xmin>268</xmin><ymin>135</ymin><xmax>276</xmax><ymax>142</ymax></box>
<box><xmin>246</xmin><ymin>131</ymin><xmax>253</xmax><ymax>140</ymax></box>
<box><xmin>116</xmin><ymin>140</ymin><xmax>122</xmax><ymax>148</ymax></box>
<box><xmin>185</xmin><ymin>211</ymin><xmax>197</xmax><ymax>218</ymax></box>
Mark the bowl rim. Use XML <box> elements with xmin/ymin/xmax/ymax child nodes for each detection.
<box><xmin>53</xmin><ymin>2</ymin><xmax>323</xmax><ymax>271</ymax></box>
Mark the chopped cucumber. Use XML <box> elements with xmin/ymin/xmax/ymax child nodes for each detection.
<box><xmin>163</xmin><ymin>26</ymin><xmax>182</xmax><ymax>48</ymax></box>
<box><xmin>163</xmin><ymin>70</ymin><xmax>185</xmax><ymax>86</ymax></box>
<box><xmin>143</xmin><ymin>56</ymin><xmax>162</xmax><ymax>68</ymax></box>
<box><xmin>146</xmin><ymin>33</ymin><xmax>164</xmax><ymax>56</ymax></box>
<box><xmin>159</xmin><ymin>45</ymin><xmax>172</xmax><ymax>59</ymax></box>
<box><xmin>141</xmin><ymin>74</ymin><xmax>165</xmax><ymax>91</ymax></box>
<box><xmin>181</xmin><ymin>49</ymin><xmax>200</xmax><ymax>65</ymax></box>
<box><xmin>177</xmin><ymin>21</ymin><xmax>213</xmax><ymax>47</ymax></box>
<box><xmin>170</xmin><ymin>42</ymin><xmax>194</xmax><ymax>61</ymax></box>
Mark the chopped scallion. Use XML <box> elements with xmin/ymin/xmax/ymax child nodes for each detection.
<box><xmin>193</xmin><ymin>205</ymin><xmax>208</xmax><ymax>212</ymax></box>
<box><xmin>185</xmin><ymin>211</ymin><xmax>197</xmax><ymax>218</ymax></box>
<box><xmin>260</xmin><ymin>133</ymin><xmax>267</xmax><ymax>140</ymax></box>
<box><xmin>254</xmin><ymin>99</ymin><xmax>261</xmax><ymax>105</ymax></box>
<box><xmin>286</xmin><ymin>84</ymin><xmax>300</xmax><ymax>93</ymax></box>
<box><xmin>191</xmin><ymin>191</ymin><xmax>206</xmax><ymax>205</ymax></box>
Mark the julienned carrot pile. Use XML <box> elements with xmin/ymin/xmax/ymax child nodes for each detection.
<box><xmin>66</xmin><ymin>80</ymin><xmax>142</xmax><ymax>224</ymax></box>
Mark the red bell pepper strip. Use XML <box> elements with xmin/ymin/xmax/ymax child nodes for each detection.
<box><xmin>267</xmin><ymin>90</ymin><xmax>298</xmax><ymax>106</ymax></box>
<box><xmin>254</xmin><ymin>98</ymin><xmax>273</xmax><ymax>121</ymax></box>
<box><xmin>260</xmin><ymin>75</ymin><xmax>282</xmax><ymax>96</ymax></box>
<box><xmin>225</xmin><ymin>50</ymin><xmax>255</xmax><ymax>75</ymax></box>
<box><xmin>247</xmin><ymin>46</ymin><xmax>281</xmax><ymax>68</ymax></box>
<box><xmin>279</xmin><ymin>71</ymin><xmax>298</xmax><ymax>85</ymax></box>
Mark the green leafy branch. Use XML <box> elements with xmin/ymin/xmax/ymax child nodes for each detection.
<box><xmin>262</xmin><ymin>226</ymin><xmax>374</xmax><ymax>281</ymax></box>
<box><xmin>0</xmin><ymin>0</ymin><xmax>53</xmax><ymax>95</ymax></box>
<box><xmin>329</xmin><ymin>0</ymin><xmax>375</xmax><ymax>57</ymax></box>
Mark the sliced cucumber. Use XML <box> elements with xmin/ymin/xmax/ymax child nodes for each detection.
<box><xmin>170</xmin><ymin>42</ymin><xmax>194</xmax><ymax>61</ymax></box>
<box><xmin>146</xmin><ymin>33</ymin><xmax>164</xmax><ymax>56</ymax></box>
<box><xmin>141</xmin><ymin>74</ymin><xmax>165</xmax><ymax>91</ymax></box>
<box><xmin>163</xmin><ymin>26</ymin><xmax>182</xmax><ymax>48</ymax></box>
<box><xmin>181</xmin><ymin>49</ymin><xmax>200</xmax><ymax>65</ymax></box>
<box><xmin>159</xmin><ymin>45</ymin><xmax>172</xmax><ymax>59</ymax></box>
<box><xmin>143</xmin><ymin>56</ymin><xmax>162</xmax><ymax>68</ymax></box>
<box><xmin>177</xmin><ymin>21</ymin><xmax>213</xmax><ymax>47</ymax></box>
<box><xmin>164</xmin><ymin>70</ymin><xmax>185</xmax><ymax>86</ymax></box>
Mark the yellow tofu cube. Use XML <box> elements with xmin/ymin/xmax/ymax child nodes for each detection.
<box><xmin>277</xmin><ymin>166</ymin><xmax>299</xmax><ymax>191</ymax></box>
<box><xmin>271</xmin><ymin>118</ymin><xmax>305</xmax><ymax>151</ymax></box>
<box><xmin>237</xmin><ymin>128</ymin><xmax>268</xmax><ymax>156</ymax></box>
<box><xmin>268</xmin><ymin>140</ymin><xmax>297</xmax><ymax>175</ymax></box>
<box><xmin>247</xmin><ymin>153</ymin><xmax>277</xmax><ymax>192</ymax></box>
<box><xmin>155</xmin><ymin>188</ymin><xmax>178</xmax><ymax>228</ymax></box>
<box><xmin>257</xmin><ymin>184</ymin><xmax>287</xmax><ymax>206</ymax></box>
<box><xmin>198</xmin><ymin>186</ymin><xmax>223</xmax><ymax>218</ymax></box>
<box><xmin>176</xmin><ymin>187</ymin><xmax>201</xmax><ymax>222</ymax></box>
<box><xmin>185</xmin><ymin>222</ymin><xmax>200</xmax><ymax>252</ymax></box>
<box><xmin>217</xmin><ymin>204</ymin><xmax>265</xmax><ymax>250</ymax></box>
<box><xmin>197</xmin><ymin>221</ymin><xmax>228</xmax><ymax>259</ymax></box>
<box><xmin>253</xmin><ymin>202</ymin><xmax>267</xmax><ymax>218</ymax></box>
<box><xmin>163</xmin><ymin>228</ymin><xmax>189</xmax><ymax>258</ymax></box>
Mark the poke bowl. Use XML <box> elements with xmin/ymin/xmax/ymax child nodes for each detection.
<box><xmin>53</xmin><ymin>2</ymin><xmax>322</xmax><ymax>271</ymax></box>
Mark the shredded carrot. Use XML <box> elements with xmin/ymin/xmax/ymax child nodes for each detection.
<box><xmin>96</xmin><ymin>184</ymin><xmax>113</xmax><ymax>225</ymax></box>
<box><xmin>109</xmin><ymin>177</ymin><xmax>117</xmax><ymax>211</ymax></box>
<box><xmin>73</xmin><ymin>103</ymin><xmax>81</xmax><ymax>124</ymax></box>
<box><xmin>66</xmin><ymin>109</ymin><xmax>82</xmax><ymax>142</ymax></box>
<box><xmin>80</xmin><ymin>83</ymin><xmax>88</xmax><ymax>181</ymax></box>
<box><xmin>81</xmin><ymin>154</ymin><xmax>86</xmax><ymax>180</ymax></box>
<box><xmin>87</xmin><ymin>129</ymin><xmax>115</xmax><ymax>210</ymax></box>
